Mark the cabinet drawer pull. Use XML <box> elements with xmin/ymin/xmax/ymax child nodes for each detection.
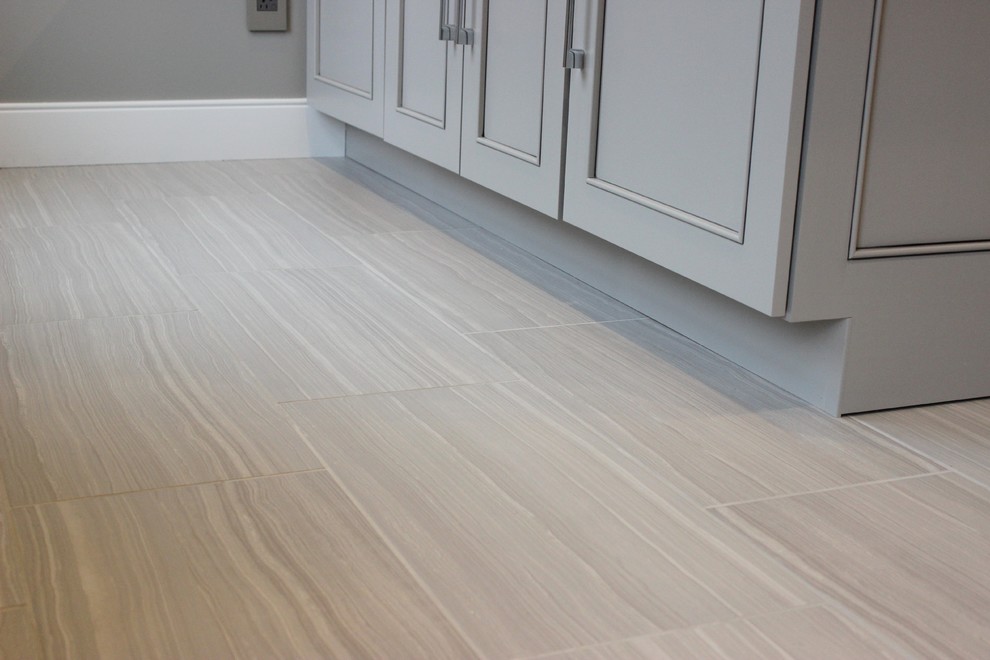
<box><xmin>563</xmin><ymin>0</ymin><xmax>585</xmax><ymax>69</ymax></box>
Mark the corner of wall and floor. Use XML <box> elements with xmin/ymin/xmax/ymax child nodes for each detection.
<box><xmin>0</xmin><ymin>0</ymin><xmax>345</xmax><ymax>168</ymax></box>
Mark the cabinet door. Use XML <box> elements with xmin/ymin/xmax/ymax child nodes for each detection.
<box><xmin>563</xmin><ymin>0</ymin><xmax>814</xmax><ymax>316</ymax></box>
<box><xmin>848</xmin><ymin>0</ymin><xmax>990</xmax><ymax>256</ymax></box>
<box><xmin>308</xmin><ymin>0</ymin><xmax>385</xmax><ymax>137</ymax></box>
<box><xmin>384</xmin><ymin>0</ymin><xmax>464</xmax><ymax>172</ymax></box>
<box><xmin>459</xmin><ymin>0</ymin><xmax>568</xmax><ymax>217</ymax></box>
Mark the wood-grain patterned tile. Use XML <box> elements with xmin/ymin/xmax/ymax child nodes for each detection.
<box><xmin>855</xmin><ymin>398</ymin><xmax>990</xmax><ymax>487</ymax></box>
<box><xmin>338</xmin><ymin>228</ymin><xmax>640</xmax><ymax>332</ymax></box>
<box><xmin>472</xmin><ymin>321</ymin><xmax>937</xmax><ymax>505</ymax></box>
<box><xmin>714</xmin><ymin>473</ymin><xmax>990</xmax><ymax>659</ymax></box>
<box><xmin>182</xmin><ymin>268</ymin><xmax>515</xmax><ymax>402</ymax></box>
<box><xmin>0</xmin><ymin>312</ymin><xmax>321</xmax><ymax>505</ymax></box>
<box><xmin>119</xmin><ymin>194</ymin><xmax>358</xmax><ymax>274</ymax></box>
<box><xmin>534</xmin><ymin>605</ymin><xmax>906</xmax><ymax>659</ymax></box>
<box><xmin>0</xmin><ymin>608</ymin><xmax>42</xmax><ymax>660</ymax></box>
<box><xmin>0</xmin><ymin>469</ymin><xmax>25</xmax><ymax>608</ymax></box>
<box><xmin>0</xmin><ymin>223</ymin><xmax>193</xmax><ymax>325</ymax></box>
<box><xmin>211</xmin><ymin>157</ymin><xmax>351</xmax><ymax>183</ymax></box>
<box><xmin>84</xmin><ymin>161</ymin><xmax>256</xmax><ymax>200</ymax></box>
<box><xmin>472</xmin><ymin>320</ymin><xmax>800</xmax><ymax>417</ymax></box>
<box><xmin>15</xmin><ymin>472</ymin><xmax>476</xmax><ymax>659</ymax></box>
<box><xmin>316</xmin><ymin>157</ymin><xmax>475</xmax><ymax>227</ymax></box>
<box><xmin>0</xmin><ymin>170</ymin><xmax>125</xmax><ymax>229</ymax></box>
<box><xmin>285</xmin><ymin>382</ymin><xmax>819</xmax><ymax>659</ymax></box>
<box><xmin>265</xmin><ymin>162</ymin><xmax>472</xmax><ymax>236</ymax></box>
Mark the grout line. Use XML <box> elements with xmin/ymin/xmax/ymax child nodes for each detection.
<box><xmin>850</xmin><ymin>416</ymin><xmax>990</xmax><ymax>493</ymax></box>
<box><xmin>0</xmin><ymin>602</ymin><xmax>48</xmax><ymax>659</ymax></box>
<box><xmin>332</xmin><ymin>155</ymin><xmax>651</xmax><ymax>314</ymax></box>
<box><xmin>463</xmin><ymin>317</ymin><xmax>649</xmax><ymax>336</ymax></box>
<box><xmin>276</xmin><ymin>379</ymin><xmax>525</xmax><ymax>406</ymax></box>
<box><xmin>317</xmin><ymin>183</ymin><xmax>646</xmax><ymax>341</ymax></box>
<box><xmin>173</xmin><ymin>264</ymin><xmax>364</xmax><ymax>278</ymax></box>
<box><xmin>326</xmin><ymin>240</ymin><xmax>513</xmax><ymax>338</ymax></box>
<box><xmin>10</xmin><ymin>468</ymin><xmax>328</xmax><ymax>510</ymax></box>
<box><xmin>286</xmin><ymin>429</ymin><xmax>489</xmax><ymax>658</ymax></box>
<box><xmin>705</xmin><ymin>470</ymin><xmax>953</xmax><ymax>510</ymax></box>
<box><xmin>0</xmin><ymin>307</ymin><xmax>200</xmax><ymax>330</ymax></box>
<box><xmin>512</xmin><ymin>602</ymin><xmax>829</xmax><ymax>660</ymax></box>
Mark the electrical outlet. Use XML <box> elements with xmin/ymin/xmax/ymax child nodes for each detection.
<box><xmin>248</xmin><ymin>0</ymin><xmax>287</xmax><ymax>31</ymax></box>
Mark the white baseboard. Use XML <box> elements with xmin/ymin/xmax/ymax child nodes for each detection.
<box><xmin>0</xmin><ymin>98</ymin><xmax>345</xmax><ymax>168</ymax></box>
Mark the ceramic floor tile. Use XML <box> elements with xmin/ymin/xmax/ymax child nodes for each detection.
<box><xmin>15</xmin><ymin>472</ymin><xmax>476</xmax><ymax>659</ymax></box>
<box><xmin>535</xmin><ymin>605</ymin><xmax>907</xmax><ymax>659</ymax></box>
<box><xmin>316</xmin><ymin>157</ymin><xmax>475</xmax><ymax>227</ymax></box>
<box><xmin>714</xmin><ymin>473</ymin><xmax>990</xmax><ymax>659</ymax></box>
<box><xmin>119</xmin><ymin>194</ymin><xmax>358</xmax><ymax>274</ymax></box>
<box><xmin>6</xmin><ymin>157</ymin><xmax>984</xmax><ymax>659</ymax></box>
<box><xmin>472</xmin><ymin>321</ymin><xmax>937</xmax><ymax>505</ymax></box>
<box><xmin>0</xmin><ymin>223</ymin><xmax>194</xmax><ymax>325</ymax></box>
<box><xmin>0</xmin><ymin>470</ymin><xmax>25</xmax><ymax>607</ymax></box>
<box><xmin>211</xmin><ymin>157</ymin><xmax>348</xmax><ymax>183</ymax></box>
<box><xmin>0</xmin><ymin>608</ymin><xmax>42</xmax><ymax>659</ymax></box>
<box><xmin>0</xmin><ymin>312</ymin><xmax>321</xmax><ymax>505</ymax></box>
<box><xmin>338</xmin><ymin>228</ymin><xmax>640</xmax><ymax>332</ymax></box>
<box><xmin>589</xmin><ymin>406</ymin><xmax>939</xmax><ymax>507</ymax></box>
<box><xmin>90</xmin><ymin>162</ymin><xmax>261</xmax><ymax>200</ymax></box>
<box><xmin>182</xmin><ymin>268</ymin><xmax>515</xmax><ymax>402</ymax></box>
<box><xmin>265</xmin><ymin>160</ymin><xmax>472</xmax><ymax>236</ymax></box>
<box><xmin>855</xmin><ymin>398</ymin><xmax>990</xmax><ymax>488</ymax></box>
<box><xmin>0</xmin><ymin>170</ymin><xmax>125</xmax><ymax>229</ymax></box>
<box><xmin>85</xmin><ymin>161</ymin><xmax>257</xmax><ymax>200</ymax></box>
<box><xmin>285</xmin><ymin>382</ymin><xmax>819</xmax><ymax>659</ymax></box>
<box><xmin>472</xmin><ymin>320</ymin><xmax>798</xmax><ymax>418</ymax></box>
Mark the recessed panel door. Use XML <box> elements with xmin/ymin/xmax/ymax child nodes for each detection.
<box><xmin>384</xmin><ymin>0</ymin><xmax>464</xmax><ymax>172</ymax></box>
<box><xmin>308</xmin><ymin>0</ymin><xmax>385</xmax><ymax>137</ymax></box>
<box><xmin>850</xmin><ymin>0</ymin><xmax>990</xmax><ymax>257</ymax></box>
<box><xmin>459</xmin><ymin>0</ymin><xmax>568</xmax><ymax>217</ymax></box>
<box><xmin>563</xmin><ymin>0</ymin><xmax>815</xmax><ymax>315</ymax></box>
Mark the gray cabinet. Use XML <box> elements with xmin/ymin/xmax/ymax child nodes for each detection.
<box><xmin>459</xmin><ymin>0</ymin><xmax>568</xmax><ymax>217</ymax></box>
<box><xmin>308</xmin><ymin>0</ymin><xmax>385</xmax><ymax>137</ymax></box>
<box><xmin>382</xmin><ymin>0</ymin><xmax>567</xmax><ymax>215</ymax></box>
<box><xmin>383</xmin><ymin>0</ymin><xmax>464</xmax><ymax>171</ymax></box>
<box><xmin>847</xmin><ymin>0</ymin><xmax>990</xmax><ymax>257</ymax></box>
<box><xmin>562</xmin><ymin>0</ymin><xmax>815</xmax><ymax>316</ymax></box>
<box><xmin>330</xmin><ymin>0</ymin><xmax>990</xmax><ymax>415</ymax></box>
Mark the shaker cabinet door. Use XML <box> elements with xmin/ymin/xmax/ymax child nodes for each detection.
<box><xmin>459</xmin><ymin>0</ymin><xmax>568</xmax><ymax>217</ymax></box>
<box><xmin>563</xmin><ymin>0</ymin><xmax>815</xmax><ymax>315</ymax></box>
<box><xmin>308</xmin><ymin>0</ymin><xmax>385</xmax><ymax>137</ymax></box>
<box><xmin>383</xmin><ymin>0</ymin><xmax>464</xmax><ymax>172</ymax></box>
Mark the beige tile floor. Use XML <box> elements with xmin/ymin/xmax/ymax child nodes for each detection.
<box><xmin>0</xmin><ymin>158</ymin><xmax>988</xmax><ymax>658</ymax></box>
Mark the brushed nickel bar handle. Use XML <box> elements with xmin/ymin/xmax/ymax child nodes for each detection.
<box><xmin>563</xmin><ymin>0</ymin><xmax>585</xmax><ymax>69</ymax></box>
<box><xmin>438</xmin><ymin>0</ymin><xmax>455</xmax><ymax>41</ymax></box>
<box><xmin>455</xmin><ymin>0</ymin><xmax>475</xmax><ymax>46</ymax></box>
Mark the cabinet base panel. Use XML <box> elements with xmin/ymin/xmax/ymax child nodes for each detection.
<box><xmin>344</xmin><ymin>128</ymin><xmax>989</xmax><ymax>416</ymax></box>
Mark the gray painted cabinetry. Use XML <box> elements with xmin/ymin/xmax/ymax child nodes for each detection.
<box><xmin>309</xmin><ymin>0</ymin><xmax>990</xmax><ymax>414</ymax></box>
<box><xmin>307</xmin><ymin>0</ymin><xmax>385</xmax><ymax>136</ymax></box>
<box><xmin>564</xmin><ymin>0</ymin><xmax>814</xmax><ymax>315</ymax></box>
<box><xmin>380</xmin><ymin>0</ymin><xmax>568</xmax><ymax>217</ymax></box>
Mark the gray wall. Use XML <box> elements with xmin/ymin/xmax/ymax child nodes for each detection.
<box><xmin>0</xmin><ymin>0</ymin><xmax>306</xmax><ymax>102</ymax></box>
